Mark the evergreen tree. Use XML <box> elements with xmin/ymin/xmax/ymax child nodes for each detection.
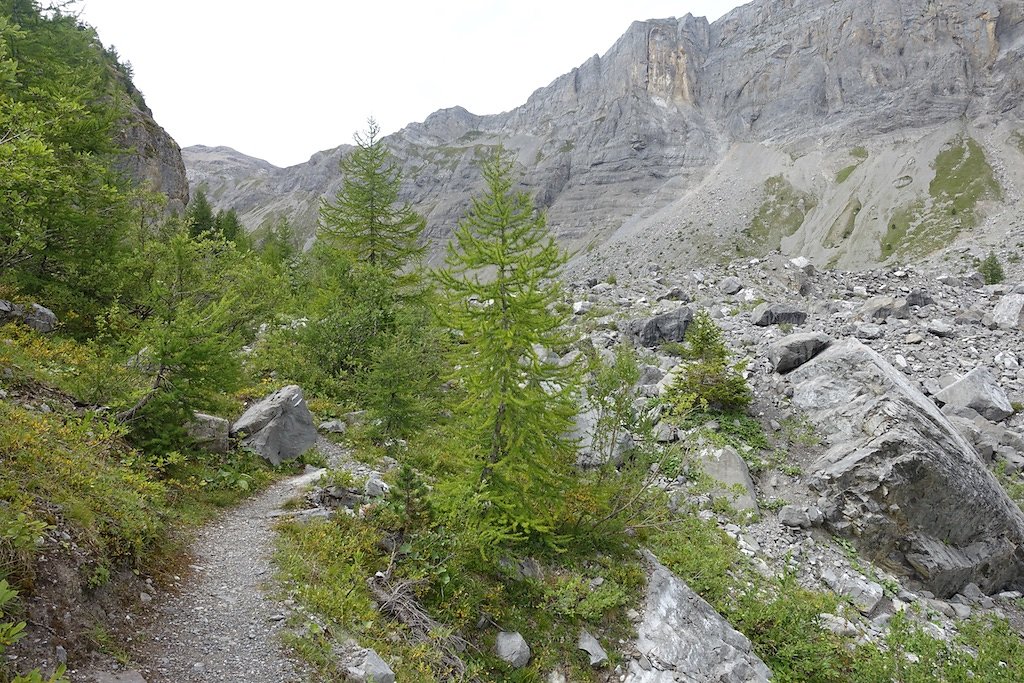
<box><xmin>186</xmin><ymin>189</ymin><xmax>216</xmax><ymax>237</ymax></box>
<box><xmin>437</xmin><ymin>146</ymin><xmax>578</xmax><ymax>546</ymax></box>
<box><xmin>215</xmin><ymin>208</ymin><xmax>243</xmax><ymax>243</ymax></box>
<box><xmin>318</xmin><ymin>117</ymin><xmax>425</xmax><ymax>272</ymax></box>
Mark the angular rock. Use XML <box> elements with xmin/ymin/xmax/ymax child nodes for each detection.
<box><xmin>906</xmin><ymin>288</ymin><xmax>935</xmax><ymax>308</ymax></box>
<box><xmin>0</xmin><ymin>300</ymin><xmax>58</xmax><ymax>333</ymax></box>
<box><xmin>365</xmin><ymin>475</ymin><xmax>390</xmax><ymax>498</ymax></box>
<box><xmin>496</xmin><ymin>631</ymin><xmax>531</xmax><ymax>668</ymax></box>
<box><xmin>926</xmin><ymin>319</ymin><xmax>954</xmax><ymax>338</ymax></box>
<box><xmin>854</xmin><ymin>323</ymin><xmax>884</xmax><ymax>340</ymax></box>
<box><xmin>751</xmin><ymin>302</ymin><xmax>807</xmax><ymax>327</ymax></box>
<box><xmin>319</xmin><ymin>419</ymin><xmax>347</xmax><ymax>434</ymax></box>
<box><xmin>719</xmin><ymin>277</ymin><xmax>743</xmax><ymax>295</ymax></box>
<box><xmin>934</xmin><ymin>367</ymin><xmax>1014</xmax><ymax>422</ymax></box>
<box><xmin>625</xmin><ymin>553</ymin><xmax>771</xmax><ymax>683</ymax></box>
<box><xmin>859</xmin><ymin>296</ymin><xmax>910</xmax><ymax>321</ymax></box>
<box><xmin>789</xmin><ymin>339</ymin><xmax>1024</xmax><ymax>597</ymax></box>
<box><xmin>186</xmin><ymin>412</ymin><xmax>230</xmax><ymax>453</ymax></box>
<box><xmin>626</xmin><ymin>307</ymin><xmax>693</xmax><ymax>347</ymax></box>
<box><xmin>345</xmin><ymin>648</ymin><xmax>395</xmax><ymax>683</ymax></box>
<box><xmin>231</xmin><ymin>385</ymin><xmax>317</xmax><ymax>465</ymax></box>
<box><xmin>993</xmin><ymin>293</ymin><xmax>1024</xmax><ymax>330</ymax></box>
<box><xmin>697</xmin><ymin>447</ymin><xmax>759</xmax><ymax>514</ymax></box>
<box><xmin>768</xmin><ymin>332</ymin><xmax>832</xmax><ymax>373</ymax></box>
<box><xmin>572</xmin><ymin>408</ymin><xmax>634</xmax><ymax>467</ymax></box>
<box><xmin>821</xmin><ymin>568</ymin><xmax>884</xmax><ymax>615</ymax></box>
<box><xmin>778</xmin><ymin>505</ymin><xmax>812</xmax><ymax>528</ymax></box>
<box><xmin>577</xmin><ymin>630</ymin><xmax>608</xmax><ymax>667</ymax></box>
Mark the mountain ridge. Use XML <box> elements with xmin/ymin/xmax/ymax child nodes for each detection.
<box><xmin>184</xmin><ymin>0</ymin><xmax>1024</xmax><ymax>272</ymax></box>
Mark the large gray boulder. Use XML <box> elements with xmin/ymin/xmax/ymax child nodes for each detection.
<box><xmin>751</xmin><ymin>302</ymin><xmax>807</xmax><ymax>327</ymax></box>
<box><xmin>496</xmin><ymin>631</ymin><xmax>531</xmax><ymax>668</ymax></box>
<box><xmin>993</xmin><ymin>293</ymin><xmax>1024</xmax><ymax>330</ymax></box>
<box><xmin>625</xmin><ymin>553</ymin><xmax>771</xmax><ymax>682</ymax></box>
<box><xmin>0</xmin><ymin>300</ymin><xmax>58</xmax><ymax>333</ymax></box>
<box><xmin>230</xmin><ymin>385</ymin><xmax>316</xmax><ymax>465</ymax></box>
<box><xmin>768</xmin><ymin>332</ymin><xmax>832</xmax><ymax>373</ymax></box>
<box><xmin>186</xmin><ymin>412</ymin><xmax>230</xmax><ymax>453</ymax></box>
<box><xmin>626</xmin><ymin>307</ymin><xmax>693</xmax><ymax>347</ymax></box>
<box><xmin>789</xmin><ymin>339</ymin><xmax>1024</xmax><ymax>597</ymax></box>
<box><xmin>697</xmin><ymin>447</ymin><xmax>759</xmax><ymax>514</ymax></box>
<box><xmin>934</xmin><ymin>367</ymin><xmax>1014</xmax><ymax>422</ymax></box>
<box><xmin>858</xmin><ymin>296</ymin><xmax>911</xmax><ymax>321</ymax></box>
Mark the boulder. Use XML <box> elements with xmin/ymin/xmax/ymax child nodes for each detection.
<box><xmin>496</xmin><ymin>631</ymin><xmax>531</xmax><ymax>668</ymax></box>
<box><xmin>696</xmin><ymin>447</ymin><xmax>759</xmax><ymax>514</ymax></box>
<box><xmin>859</xmin><ymin>296</ymin><xmax>910</xmax><ymax>321</ymax></box>
<box><xmin>821</xmin><ymin>568</ymin><xmax>884</xmax><ymax>615</ymax></box>
<box><xmin>0</xmin><ymin>300</ymin><xmax>58</xmax><ymax>333</ymax></box>
<box><xmin>768</xmin><ymin>332</ymin><xmax>832</xmax><ymax>373</ymax></box>
<box><xmin>906</xmin><ymin>288</ymin><xmax>935</xmax><ymax>308</ymax></box>
<box><xmin>344</xmin><ymin>648</ymin><xmax>395</xmax><ymax>683</ymax></box>
<box><xmin>624</xmin><ymin>552</ymin><xmax>771</xmax><ymax>683</ymax></box>
<box><xmin>230</xmin><ymin>385</ymin><xmax>317</xmax><ymax>465</ymax></box>
<box><xmin>319</xmin><ymin>419</ymin><xmax>347</xmax><ymax>434</ymax></box>
<box><xmin>788</xmin><ymin>339</ymin><xmax>1024</xmax><ymax>597</ymax></box>
<box><xmin>186</xmin><ymin>412</ymin><xmax>230</xmax><ymax>453</ymax></box>
<box><xmin>572</xmin><ymin>408</ymin><xmax>633</xmax><ymax>468</ymax></box>
<box><xmin>719</xmin><ymin>277</ymin><xmax>743</xmax><ymax>295</ymax></box>
<box><xmin>934</xmin><ymin>367</ymin><xmax>1014</xmax><ymax>422</ymax></box>
<box><xmin>626</xmin><ymin>307</ymin><xmax>693</xmax><ymax>347</ymax></box>
<box><xmin>751</xmin><ymin>302</ymin><xmax>807</xmax><ymax>327</ymax></box>
<box><xmin>577</xmin><ymin>630</ymin><xmax>608</xmax><ymax>667</ymax></box>
<box><xmin>993</xmin><ymin>293</ymin><xmax>1024</xmax><ymax>330</ymax></box>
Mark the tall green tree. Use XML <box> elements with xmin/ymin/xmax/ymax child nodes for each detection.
<box><xmin>186</xmin><ymin>189</ymin><xmax>215</xmax><ymax>237</ymax></box>
<box><xmin>438</xmin><ymin>146</ymin><xmax>578</xmax><ymax>547</ymax></box>
<box><xmin>318</xmin><ymin>117</ymin><xmax>425</xmax><ymax>272</ymax></box>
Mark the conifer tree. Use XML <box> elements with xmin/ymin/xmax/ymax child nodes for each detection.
<box><xmin>319</xmin><ymin>117</ymin><xmax>425</xmax><ymax>272</ymax></box>
<box><xmin>186</xmin><ymin>189</ymin><xmax>216</xmax><ymax>237</ymax></box>
<box><xmin>438</xmin><ymin>146</ymin><xmax>578</xmax><ymax>546</ymax></box>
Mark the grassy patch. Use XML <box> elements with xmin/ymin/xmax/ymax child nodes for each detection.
<box><xmin>881</xmin><ymin>136</ymin><xmax>1001</xmax><ymax>259</ymax></box>
<box><xmin>835</xmin><ymin>165</ymin><xmax>857</xmax><ymax>184</ymax></box>
<box><xmin>743</xmin><ymin>175</ymin><xmax>817</xmax><ymax>255</ymax></box>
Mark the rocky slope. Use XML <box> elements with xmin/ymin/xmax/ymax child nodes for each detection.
<box><xmin>185</xmin><ymin>0</ymin><xmax>1024</xmax><ymax>269</ymax></box>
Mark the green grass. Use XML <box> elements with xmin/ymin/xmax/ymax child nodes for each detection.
<box><xmin>743</xmin><ymin>175</ymin><xmax>817</xmax><ymax>255</ymax></box>
<box><xmin>835</xmin><ymin>165</ymin><xmax>858</xmax><ymax>184</ymax></box>
<box><xmin>851</xmin><ymin>146</ymin><xmax>869</xmax><ymax>160</ymax></box>
<box><xmin>881</xmin><ymin>136</ymin><xmax>1002</xmax><ymax>259</ymax></box>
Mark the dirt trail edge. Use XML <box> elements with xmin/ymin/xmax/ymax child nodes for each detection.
<box><xmin>82</xmin><ymin>468</ymin><xmax>325</xmax><ymax>683</ymax></box>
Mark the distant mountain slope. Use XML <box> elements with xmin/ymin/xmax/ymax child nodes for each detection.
<box><xmin>184</xmin><ymin>0</ymin><xmax>1024</xmax><ymax>271</ymax></box>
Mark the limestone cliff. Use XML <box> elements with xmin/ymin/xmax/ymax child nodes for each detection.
<box><xmin>185</xmin><ymin>0</ymin><xmax>1024</xmax><ymax>270</ymax></box>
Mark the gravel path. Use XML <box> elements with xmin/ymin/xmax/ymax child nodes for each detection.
<box><xmin>90</xmin><ymin>469</ymin><xmax>325</xmax><ymax>683</ymax></box>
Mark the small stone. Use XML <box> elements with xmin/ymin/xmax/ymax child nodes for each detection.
<box><xmin>577</xmin><ymin>629</ymin><xmax>608</xmax><ymax>667</ymax></box>
<box><xmin>496</xmin><ymin>631</ymin><xmax>531</xmax><ymax>668</ymax></box>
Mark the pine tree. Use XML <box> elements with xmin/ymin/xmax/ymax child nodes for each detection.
<box><xmin>319</xmin><ymin>117</ymin><xmax>425</xmax><ymax>272</ymax></box>
<box><xmin>437</xmin><ymin>146</ymin><xmax>578</xmax><ymax>546</ymax></box>
<box><xmin>186</xmin><ymin>189</ymin><xmax>216</xmax><ymax>237</ymax></box>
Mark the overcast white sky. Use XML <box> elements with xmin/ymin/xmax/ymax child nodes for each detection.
<box><xmin>73</xmin><ymin>1</ymin><xmax>744</xmax><ymax>167</ymax></box>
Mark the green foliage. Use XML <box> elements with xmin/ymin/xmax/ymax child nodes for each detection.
<box><xmin>437</xmin><ymin>146</ymin><xmax>578</xmax><ymax>548</ymax></box>
<box><xmin>319</xmin><ymin>117</ymin><xmax>425</xmax><ymax>272</ymax></box>
<box><xmin>978</xmin><ymin>251</ymin><xmax>1005</xmax><ymax>285</ymax></box>
<box><xmin>743</xmin><ymin>175</ymin><xmax>817</xmax><ymax>255</ymax></box>
<box><xmin>116</xmin><ymin>225</ymin><xmax>281</xmax><ymax>450</ymax></box>
<box><xmin>0</xmin><ymin>2</ymin><xmax>134</xmax><ymax>328</ymax></box>
<box><xmin>882</xmin><ymin>136</ymin><xmax>1001</xmax><ymax>259</ymax></box>
<box><xmin>835</xmin><ymin>165</ymin><xmax>858</xmax><ymax>184</ymax></box>
<box><xmin>185</xmin><ymin>189</ymin><xmax>216</xmax><ymax>237</ymax></box>
<box><xmin>663</xmin><ymin>310</ymin><xmax>752</xmax><ymax>414</ymax></box>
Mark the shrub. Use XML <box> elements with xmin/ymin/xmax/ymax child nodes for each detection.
<box><xmin>979</xmin><ymin>251</ymin><xmax>1005</xmax><ymax>284</ymax></box>
<box><xmin>663</xmin><ymin>309</ymin><xmax>751</xmax><ymax>414</ymax></box>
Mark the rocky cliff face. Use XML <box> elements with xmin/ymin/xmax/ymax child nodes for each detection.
<box><xmin>185</xmin><ymin>0</ymin><xmax>1024</xmax><ymax>270</ymax></box>
<box><xmin>113</xmin><ymin>85</ymin><xmax>190</xmax><ymax>215</ymax></box>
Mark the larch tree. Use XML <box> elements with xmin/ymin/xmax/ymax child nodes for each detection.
<box><xmin>318</xmin><ymin>117</ymin><xmax>425</xmax><ymax>273</ymax></box>
<box><xmin>437</xmin><ymin>146</ymin><xmax>578</xmax><ymax>547</ymax></box>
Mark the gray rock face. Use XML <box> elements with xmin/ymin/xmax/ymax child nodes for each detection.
<box><xmin>625</xmin><ymin>553</ymin><xmax>771</xmax><ymax>682</ymax></box>
<box><xmin>572</xmin><ymin>407</ymin><xmax>634</xmax><ymax>468</ymax></box>
<box><xmin>696</xmin><ymin>447</ymin><xmax>759</xmax><ymax>514</ymax></box>
<box><xmin>789</xmin><ymin>339</ymin><xmax>1024</xmax><ymax>597</ymax></box>
<box><xmin>0</xmin><ymin>300</ymin><xmax>58</xmax><ymax>333</ymax></box>
<box><xmin>627</xmin><ymin>307</ymin><xmax>693</xmax><ymax>347</ymax></box>
<box><xmin>113</xmin><ymin>83</ymin><xmax>189</xmax><ymax>214</ymax></box>
<box><xmin>768</xmin><ymin>332</ymin><xmax>832</xmax><ymax>373</ymax></box>
<box><xmin>186</xmin><ymin>412</ymin><xmax>230</xmax><ymax>454</ymax></box>
<box><xmin>993</xmin><ymin>293</ymin><xmax>1024</xmax><ymax>330</ymax></box>
<box><xmin>496</xmin><ymin>631</ymin><xmax>531</xmax><ymax>668</ymax></box>
<box><xmin>230</xmin><ymin>385</ymin><xmax>317</xmax><ymax>465</ymax></box>
<box><xmin>935</xmin><ymin>367</ymin><xmax>1015</xmax><ymax>422</ymax></box>
<box><xmin>751</xmin><ymin>302</ymin><xmax>807</xmax><ymax>327</ymax></box>
<box><xmin>185</xmin><ymin>0</ymin><xmax>1024</xmax><ymax>271</ymax></box>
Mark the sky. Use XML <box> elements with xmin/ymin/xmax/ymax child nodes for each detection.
<box><xmin>73</xmin><ymin>1</ymin><xmax>745</xmax><ymax>168</ymax></box>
